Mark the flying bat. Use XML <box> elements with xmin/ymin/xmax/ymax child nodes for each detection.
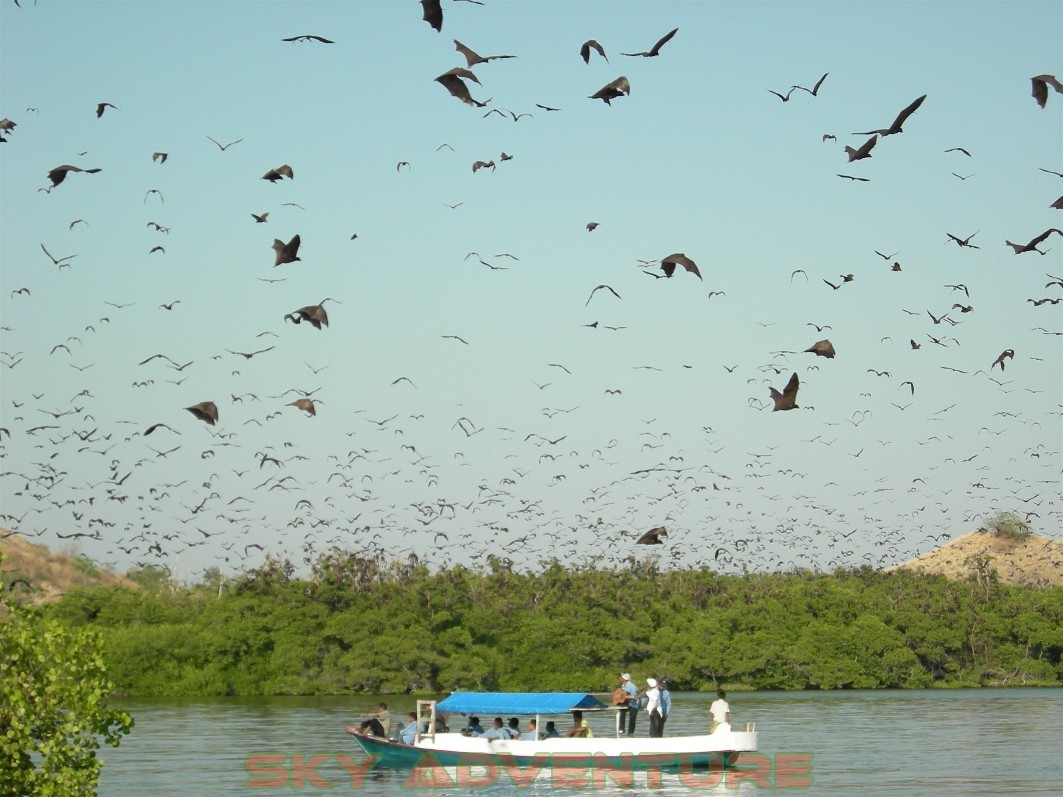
<box><xmin>272</xmin><ymin>234</ymin><xmax>301</xmax><ymax>266</ymax></box>
<box><xmin>206</xmin><ymin>135</ymin><xmax>243</xmax><ymax>151</ymax></box>
<box><xmin>580</xmin><ymin>39</ymin><xmax>607</xmax><ymax>64</ymax></box>
<box><xmin>792</xmin><ymin>72</ymin><xmax>828</xmax><ymax>96</ymax></box>
<box><xmin>585</xmin><ymin>284</ymin><xmax>621</xmax><ymax>306</ymax></box>
<box><xmin>1006</xmin><ymin>228</ymin><xmax>1062</xmax><ymax>254</ymax></box>
<box><xmin>262</xmin><ymin>164</ymin><xmax>294</xmax><ymax>182</ymax></box>
<box><xmin>186</xmin><ymin>401</ymin><xmax>219</xmax><ymax>425</ymax></box>
<box><xmin>590</xmin><ymin>76</ymin><xmax>630</xmax><ymax>104</ymax></box>
<box><xmin>288</xmin><ymin>398</ymin><xmax>316</xmax><ymax>415</ymax></box>
<box><xmin>421</xmin><ymin>0</ymin><xmax>442</xmax><ymax>32</ymax></box>
<box><xmin>659</xmin><ymin>252</ymin><xmax>702</xmax><ymax>279</ymax></box>
<box><xmin>946</xmin><ymin>231</ymin><xmax>979</xmax><ymax>249</ymax></box>
<box><xmin>854</xmin><ymin>94</ymin><xmax>926</xmax><ymax>136</ymax></box>
<box><xmin>227</xmin><ymin>347</ymin><xmax>274</xmax><ymax>360</ymax></box>
<box><xmin>46</xmin><ymin>165</ymin><xmax>101</xmax><ymax>188</ymax></box>
<box><xmin>282</xmin><ymin>35</ymin><xmax>334</xmax><ymax>43</ymax></box>
<box><xmin>769</xmin><ymin>373</ymin><xmax>800</xmax><ymax>411</ymax></box>
<box><xmin>435</xmin><ymin>68</ymin><xmax>487</xmax><ymax>107</ymax></box>
<box><xmin>40</xmin><ymin>243</ymin><xmax>77</xmax><ymax>267</ymax></box>
<box><xmin>621</xmin><ymin>27</ymin><xmax>678</xmax><ymax>57</ymax></box>
<box><xmin>284</xmin><ymin>303</ymin><xmax>328</xmax><ymax>329</ymax></box>
<box><xmin>992</xmin><ymin>349</ymin><xmax>1015</xmax><ymax>370</ymax></box>
<box><xmin>1031</xmin><ymin>74</ymin><xmax>1063</xmax><ymax>109</ymax></box>
<box><xmin>804</xmin><ymin>340</ymin><xmax>836</xmax><ymax>358</ymax></box>
<box><xmin>636</xmin><ymin>526</ymin><xmax>667</xmax><ymax>544</ymax></box>
<box><xmin>454</xmin><ymin>39</ymin><xmax>515</xmax><ymax>67</ymax></box>
<box><xmin>844</xmin><ymin>135</ymin><xmax>877</xmax><ymax>162</ymax></box>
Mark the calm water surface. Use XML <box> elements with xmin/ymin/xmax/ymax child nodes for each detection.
<box><xmin>99</xmin><ymin>689</ymin><xmax>1063</xmax><ymax>796</ymax></box>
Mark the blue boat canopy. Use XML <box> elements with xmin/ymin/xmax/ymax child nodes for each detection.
<box><xmin>435</xmin><ymin>692</ymin><xmax>608</xmax><ymax>715</ymax></box>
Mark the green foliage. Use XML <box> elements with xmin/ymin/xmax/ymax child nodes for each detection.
<box><xmin>70</xmin><ymin>554</ymin><xmax>99</xmax><ymax>580</ymax></box>
<box><xmin>0</xmin><ymin>554</ymin><xmax>133</xmax><ymax>797</ymax></box>
<box><xmin>34</xmin><ymin>551</ymin><xmax>1063</xmax><ymax>697</ymax></box>
<box><xmin>981</xmin><ymin>511</ymin><xmax>1033</xmax><ymax>541</ymax></box>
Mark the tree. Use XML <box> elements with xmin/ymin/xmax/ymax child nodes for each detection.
<box><xmin>0</xmin><ymin>552</ymin><xmax>133</xmax><ymax>796</ymax></box>
<box><xmin>980</xmin><ymin>510</ymin><xmax>1032</xmax><ymax>541</ymax></box>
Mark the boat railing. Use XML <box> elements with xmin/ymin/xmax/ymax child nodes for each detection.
<box><xmin>738</xmin><ymin>722</ymin><xmax>756</xmax><ymax>732</ymax></box>
<box><xmin>415</xmin><ymin>699</ymin><xmax>437</xmax><ymax>745</ymax></box>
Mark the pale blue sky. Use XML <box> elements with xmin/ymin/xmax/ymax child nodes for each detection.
<box><xmin>1</xmin><ymin>0</ymin><xmax>1060</xmax><ymax>580</ymax></box>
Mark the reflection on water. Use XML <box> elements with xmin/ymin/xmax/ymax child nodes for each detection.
<box><xmin>99</xmin><ymin>690</ymin><xmax>1063</xmax><ymax>796</ymax></box>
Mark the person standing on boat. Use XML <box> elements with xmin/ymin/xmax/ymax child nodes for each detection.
<box><xmin>710</xmin><ymin>689</ymin><xmax>730</xmax><ymax>733</ymax></box>
<box><xmin>658</xmin><ymin>679</ymin><xmax>672</xmax><ymax>736</ymax></box>
<box><xmin>646</xmin><ymin>678</ymin><xmax>663</xmax><ymax>738</ymax></box>
<box><xmin>619</xmin><ymin>673</ymin><xmax>640</xmax><ymax>736</ymax></box>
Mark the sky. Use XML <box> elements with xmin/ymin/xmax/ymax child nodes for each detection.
<box><xmin>1</xmin><ymin>0</ymin><xmax>1061</xmax><ymax>582</ymax></box>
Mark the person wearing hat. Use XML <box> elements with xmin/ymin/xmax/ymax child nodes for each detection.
<box><xmin>645</xmin><ymin>678</ymin><xmax>663</xmax><ymax>738</ymax></box>
<box><xmin>658</xmin><ymin>679</ymin><xmax>672</xmax><ymax>736</ymax></box>
<box><xmin>618</xmin><ymin>673</ymin><xmax>640</xmax><ymax>736</ymax></box>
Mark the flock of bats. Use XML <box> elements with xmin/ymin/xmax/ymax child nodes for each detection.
<box><xmin>1</xmin><ymin>1</ymin><xmax>1060</xmax><ymax>580</ymax></box>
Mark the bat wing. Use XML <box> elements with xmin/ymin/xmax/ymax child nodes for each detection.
<box><xmin>454</xmin><ymin>39</ymin><xmax>480</xmax><ymax>66</ymax></box>
<box><xmin>421</xmin><ymin>0</ymin><xmax>442</xmax><ymax>32</ymax></box>
<box><xmin>889</xmin><ymin>94</ymin><xmax>926</xmax><ymax>132</ymax></box>
<box><xmin>649</xmin><ymin>27</ymin><xmax>678</xmax><ymax>55</ymax></box>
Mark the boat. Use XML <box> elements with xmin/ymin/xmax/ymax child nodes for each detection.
<box><xmin>346</xmin><ymin>692</ymin><xmax>757</xmax><ymax>772</ymax></box>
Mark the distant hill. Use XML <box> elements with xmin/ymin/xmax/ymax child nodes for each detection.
<box><xmin>0</xmin><ymin>531</ymin><xmax>138</xmax><ymax>605</ymax></box>
<box><xmin>890</xmin><ymin>530</ymin><xmax>1063</xmax><ymax>587</ymax></box>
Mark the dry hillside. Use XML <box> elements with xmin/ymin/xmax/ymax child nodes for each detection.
<box><xmin>890</xmin><ymin>530</ymin><xmax>1063</xmax><ymax>587</ymax></box>
<box><xmin>1</xmin><ymin>531</ymin><xmax>138</xmax><ymax>605</ymax></box>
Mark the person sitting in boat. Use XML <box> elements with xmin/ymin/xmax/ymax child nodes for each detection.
<box><xmin>566</xmin><ymin>710</ymin><xmax>593</xmax><ymax>738</ymax></box>
<box><xmin>710</xmin><ymin>690</ymin><xmax>731</xmax><ymax>733</ymax></box>
<box><xmin>466</xmin><ymin>716</ymin><xmax>485</xmax><ymax>736</ymax></box>
<box><xmin>368</xmin><ymin>702</ymin><xmax>391</xmax><ymax>737</ymax></box>
<box><xmin>399</xmin><ymin>712</ymin><xmax>418</xmax><ymax>745</ymax></box>
<box><xmin>506</xmin><ymin>717</ymin><xmax>521</xmax><ymax>739</ymax></box>
<box><xmin>355</xmin><ymin>717</ymin><xmax>387</xmax><ymax>737</ymax></box>
<box><xmin>345</xmin><ymin>701</ymin><xmax>391</xmax><ymax>738</ymax></box>
<box><xmin>483</xmin><ymin>717</ymin><xmax>509</xmax><ymax>741</ymax></box>
<box><xmin>544</xmin><ymin>721</ymin><xmax>560</xmax><ymax>738</ymax></box>
<box><xmin>520</xmin><ymin>719</ymin><xmax>538</xmax><ymax>741</ymax></box>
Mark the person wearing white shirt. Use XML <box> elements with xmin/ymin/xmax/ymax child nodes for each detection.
<box><xmin>709</xmin><ymin>690</ymin><xmax>731</xmax><ymax>733</ymax></box>
<box><xmin>645</xmin><ymin>678</ymin><xmax>663</xmax><ymax>738</ymax></box>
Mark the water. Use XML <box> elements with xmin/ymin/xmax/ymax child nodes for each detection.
<box><xmin>98</xmin><ymin>690</ymin><xmax>1063</xmax><ymax>796</ymax></box>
